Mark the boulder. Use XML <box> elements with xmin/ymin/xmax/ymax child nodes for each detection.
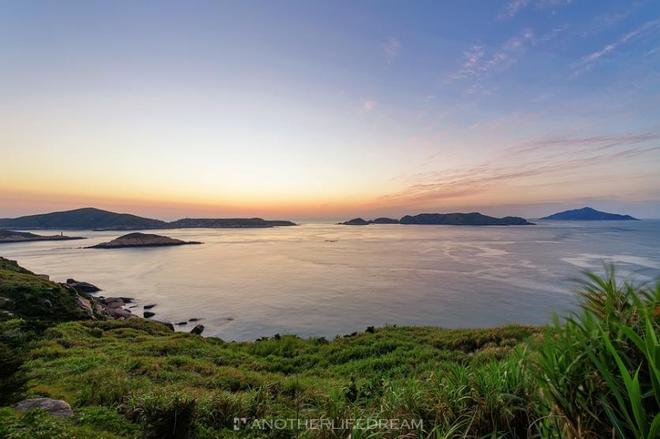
<box><xmin>190</xmin><ymin>324</ymin><xmax>205</xmax><ymax>335</ymax></box>
<box><xmin>66</xmin><ymin>279</ymin><xmax>101</xmax><ymax>293</ymax></box>
<box><xmin>176</xmin><ymin>321</ymin><xmax>188</xmax><ymax>325</ymax></box>
<box><xmin>143</xmin><ymin>311</ymin><xmax>155</xmax><ymax>318</ymax></box>
<box><xmin>77</xmin><ymin>296</ymin><xmax>94</xmax><ymax>317</ymax></box>
<box><xmin>13</xmin><ymin>398</ymin><xmax>73</xmax><ymax>417</ymax></box>
<box><xmin>143</xmin><ymin>304</ymin><xmax>157</xmax><ymax>309</ymax></box>
<box><xmin>108</xmin><ymin>307</ymin><xmax>132</xmax><ymax>319</ymax></box>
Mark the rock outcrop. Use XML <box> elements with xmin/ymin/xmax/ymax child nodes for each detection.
<box><xmin>13</xmin><ymin>398</ymin><xmax>74</xmax><ymax>417</ymax></box>
<box><xmin>66</xmin><ymin>278</ymin><xmax>101</xmax><ymax>293</ymax></box>
<box><xmin>191</xmin><ymin>324</ymin><xmax>205</xmax><ymax>335</ymax></box>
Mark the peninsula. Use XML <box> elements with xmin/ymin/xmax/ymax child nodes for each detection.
<box><xmin>89</xmin><ymin>232</ymin><xmax>201</xmax><ymax>249</ymax></box>
<box><xmin>0</xmin><ymin>230</ymin><xmax>84</xmax><ymax>244</ymax></box>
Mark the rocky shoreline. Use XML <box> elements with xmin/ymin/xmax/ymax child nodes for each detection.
<box><xmin>65</xmin><ymin>277</ymin><xmax>205</xmax><ymax>335</ymax></box>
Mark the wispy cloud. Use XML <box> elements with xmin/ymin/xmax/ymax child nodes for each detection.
<box><xmin>572</xmin><ymin>18</ymin><xmax>660</xmax><ymax>76</ymax></box>
<box><xmin>383</xmin><ymin>132</ymin><xmax>660</xmax><ymax>206</ymax></box>
<box><xmin>500</xmin><ymin>0</ymin><xmax>529</xmax><ymax>19</ymax></box>
<box><xmin>383</xmin><ymin>37</ymin><xmax>401</xmax><ymax>63</ymax></box>
<box><xmin>449</xmin><ymin>28</ymin><xmax>538</xmax><ymax>89</ymax></box>
<box><xmin>499</xmin><ymin>0</ymin><xmax>572</xmax><ymax>19</ymax></box>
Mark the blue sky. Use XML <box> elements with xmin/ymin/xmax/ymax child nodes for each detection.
<box><xmin>1</xmin><ymin>0</ymin><xmax>659</xmax><ymax>219</ymax></box>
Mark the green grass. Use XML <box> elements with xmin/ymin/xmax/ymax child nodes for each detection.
<box><xmin>0</xmin><ymin>258</ymin><xmax>658</xmax><ymax>438</ymax></box>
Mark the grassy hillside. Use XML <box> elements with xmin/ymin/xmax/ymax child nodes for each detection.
<box><xmin>0</xmin><ymin>259</ymin><xmax>657</xmax><ymax>438</ymax></box>
<box><xmin>0</xmin><ymin>258</ymin><xmax>90</xmax><ymax>324</ymax></box>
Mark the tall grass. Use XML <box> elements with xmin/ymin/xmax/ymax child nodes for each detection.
<box><xmin>538</xmin><ymin>267</ymin><xmax>659</xmax><ymax>438</ymax></box>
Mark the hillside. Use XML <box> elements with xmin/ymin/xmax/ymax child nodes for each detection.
<box><xmin>0</xmin><ymin>208</ymin><xmax>167</xmax><ymax>230</ymax></box>
<box><xmin>541</xmin><ymin>206</ymin><xmax>638</xmax><ymax>221</ymax></box>
<box><xmin>0</xmin><ymin>258</ymin><xmax>90</xmax><ymax>323</ymax></box>
<box><xmin>400</xmin><ymin>212</ymin><xmax>533</xmax><ymax>226</ymax></box>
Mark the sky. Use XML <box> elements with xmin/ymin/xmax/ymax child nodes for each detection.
<box><xmin>1</xmin><ymin>0</ymin><xmax>659</xmax><ymax>220</ymax></box>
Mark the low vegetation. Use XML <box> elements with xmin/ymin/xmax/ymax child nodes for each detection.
<box><xmin>0</xmin><ymin>258</ymin><xmax>658</xmax><ymax>438</ymax></box>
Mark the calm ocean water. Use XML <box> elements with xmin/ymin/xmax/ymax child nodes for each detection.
<box><xmin>1</xmin><ymin>221</ymin><xmax>659</xmax><ymax>340</ymax></box>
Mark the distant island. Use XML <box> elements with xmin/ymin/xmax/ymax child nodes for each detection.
<box><xmin>340</xmin><ymin>217</ymin><xmax>400</xmax><ymax>225</ymax></box>
<box><xmin>0</xmin><ymin>207</ymin><xmax>297</xmax><ymax>230</ymax></box>
<box><xmin>0</xmin><ymin>230</ymin><xmax>85</xmax><ymax>244</ymax></box>
<box><xmin>168</xmin><ymin>218</ymin><xmax>296</xmax><ymax>228</ymax></box>
<box><xmin>89</xmin><ymin>232</ymin><xmax>202</xmax><ymax>249</ymax></box>
<box><xmin>341</xmin><ymin>212</ymin><xmax>533</xmax><ymax>226</ymax></box>
<box><xmin>400</xmin><ymin>213</ymin><xmax>533</xmax><ymax>226</ymax></box>
<box><xmin>541</xmin><ymin>207</ymin><xmax>638</xmax><ymax>221</ymax></box>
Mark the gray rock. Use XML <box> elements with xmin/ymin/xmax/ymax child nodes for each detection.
<box><xmin>190</xmin><ymin>324</ymin><xmax>205</xmax><ymax>335</ymax></box>
<box><xmin>77</xmin><ymin>296</ymin><xmax>94</xmax><ymax>317</ymax></box>
<box><xmin>66</xmin><ymin>279</ymin><xmax>101</xmax><ymax>293</ymax></box>
<box><xmin>13</xmin><ymin>398</ymin><xmax>73</xmax><ymax>417</ymax></box>
<box><xmin>108</xmin><ymin>307</ymin><xmax>132</xmax><ymax>319</ymax></box>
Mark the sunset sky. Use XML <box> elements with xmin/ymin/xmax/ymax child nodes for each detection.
<box><xmin>1</xmin><ymin>0</ymin><xmax>659</xmax><ymax>220</ymax></box>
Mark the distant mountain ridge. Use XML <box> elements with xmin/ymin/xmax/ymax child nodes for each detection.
<box><xmin>169</xmin><ymin>218</ymin><xmax>296</xmax><ymax>228</ymax></box>
<box><xmin>0</xmin><ymin>208</ymin><xmax>166</xmax><ymax>230</ymax></box>
<box><xmin>0</xmin><ymin>208</ymin><xmax>297</xmax><ymax>230</ymax></box>
<box><xmin>340</xmin><ymin>212</ymin><xmax>532</xmax><ymax>226</ymax></box>
<box><xmin>541</xmin><ymin>207</ymin><xmax>638</xmax><ymax>221</ymax></box>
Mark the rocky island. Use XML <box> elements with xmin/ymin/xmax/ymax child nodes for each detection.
<box><xmin>89</xmin><ymin>232</ymin><xmax>202</xmax><ymax>249</ymax></box>
<box><xmin>541</xmin><ymin>207</ymin><xmax>638</xmax><ymax>221</ymax></box>
<box><xmin>0</xmin><ymin>230</ymin><xmax>84</xmax><ymax>244</ymax></box>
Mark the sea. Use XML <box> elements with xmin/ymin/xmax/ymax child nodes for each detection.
<box><xmin>1</xmin><ymin>220</ymin><xmax>659</xmax><ymax>340</ymax></box>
